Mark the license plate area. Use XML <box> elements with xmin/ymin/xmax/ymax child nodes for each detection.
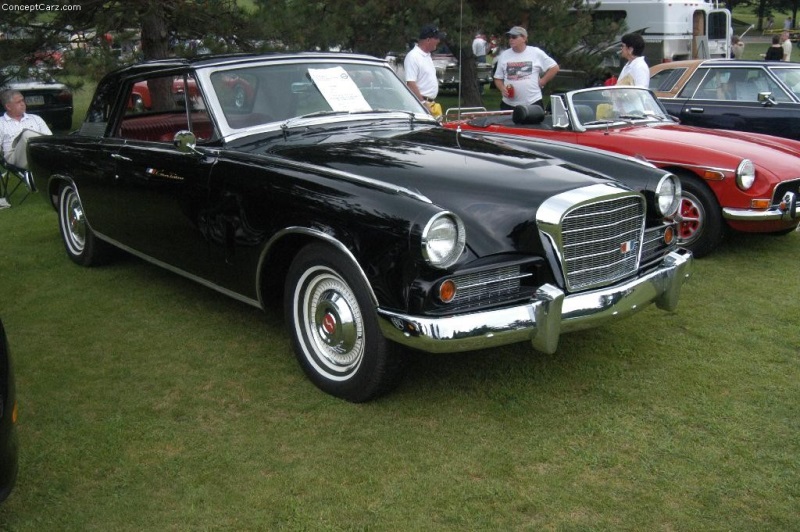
<box><xmin>25</xmin><ymin>95</ymin><xmax>45</xmax><ymax>106</ymax></box>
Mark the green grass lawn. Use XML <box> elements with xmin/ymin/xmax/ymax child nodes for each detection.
<box><xmin>1</xmin><ymin>161</ymin><xmax>798</xmax><ymax>528</ymax></box>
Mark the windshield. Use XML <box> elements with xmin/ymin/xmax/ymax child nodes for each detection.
<box><xmin>567</xmin><ymin>87</ymin><xmax>669</xmax><ymax>128</ymax></box>
<box><xmin>206</xmin><ymin>61</ymin><xmax>427</xmax><ymax>131</ymax></box>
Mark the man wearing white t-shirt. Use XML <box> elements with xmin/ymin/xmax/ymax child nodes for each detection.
<box><xmin>493</xmin><ymin>26</ymin><xmax>559</xmax><ymax>110</ymax></box>
<box><xmin>781</xmin><ymin>31</ymin><xmax>793</xmax><ymax>62</ymax></box>
<box><xmin>617</xmin><ymin>33</ymin><xmax>649</xmax><ymax>88</ymax></box>
<box><xmin>404</xmin><ymin>24</ymin><xmax>443</xmax><ymax>111</ymax></box>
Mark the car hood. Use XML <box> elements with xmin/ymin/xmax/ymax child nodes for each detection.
<box><xmin>251</xmin><ymin>126</ymin><xmax>621</xmax><ymax>255</ymax></box>
<box><xmin>592</xmin><ymin>123</ymin><xmax>800</xmax><ymax>176</ymax></box>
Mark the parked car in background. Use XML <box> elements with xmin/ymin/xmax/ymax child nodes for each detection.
<box><xmin>130</xmin><ymin>73</ymin><xmax>252</xmax><ymax>112</ymax></box>
<box><xmin>432</xmin><ymin>49</ymin><xmax>493</xmax><ymax>90</ymax></box>
<box><xmin>385</xmin><ymin>49</ymin><xmax>493</xmax><ymax>90</ymax></box>
<box><xmin>1</xmin><ymin>67</ymin><xmax>73</xmax><ymax>130</ymax></box>
<box><xmin>650</xmin><ymin>59</ymin><xmax>800</xmax><ymax>141</ymax></box>
<box><xmin>28</xmin><ymin>53</ymin><xmax>692</xmax><ymax>402</ymax></box>
<box><xmin>445</xmin><ymin>86</ymin><xmax>800</xmax><ymax>257</ymax></box>
<box><xmin>0</xmin><ymin>317</ymin><xmax>19</xmax><ymax>504</ymax></box>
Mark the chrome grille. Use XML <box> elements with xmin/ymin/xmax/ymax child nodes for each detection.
<box><xmin>450</xmin><ymin>265</ymin><xmax>530</xmax><ymax>307</ymax></box>
<box><xmin>561</xmin><ymin>195</ymin><xmax>645</xmax><ymax>291</ymax></box>
<box><xmin>641</xmin><ymin>224</ymin><xmax>675</xmax><ymax>265</ymax></box>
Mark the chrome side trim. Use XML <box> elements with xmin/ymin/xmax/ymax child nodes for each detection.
<box><xmin>377</xmin><ymin>249</ymin><xmax>693</xmax><ymax>355</ymax></box>
<box><xmin>94</xmin><ymin>232</ymin><xmax>262</xmax><ymax>309</ymax></box>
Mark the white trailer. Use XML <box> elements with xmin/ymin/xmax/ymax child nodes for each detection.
<box><xmin>585</xmin><ymin>0</ymin><xmax>732</xmax><ymax>64</ymax></box>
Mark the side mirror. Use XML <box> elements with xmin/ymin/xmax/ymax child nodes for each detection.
<box><xmin>173</xmin><ymin>130</ymin><xmax>199</xmax><ymax>154</ymax></box>
<box><xmin>757</xmin><ymin>91</ymin><xmax>777</xmax><ymax>106</ymax></box>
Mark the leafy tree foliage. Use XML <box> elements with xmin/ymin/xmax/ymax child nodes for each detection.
<box><xmin>1</xmin><ymin>0</ymin><xmax>619</xmax><ymax>108</ymax></box>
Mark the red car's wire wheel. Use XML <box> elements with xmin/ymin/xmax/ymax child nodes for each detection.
<box><xmin>678</xmin><ymin>194</ymin><xmax>703</xmax><ymax>243</ymax></box>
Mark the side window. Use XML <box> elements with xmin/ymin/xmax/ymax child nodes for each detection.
<box><xmin>116</xmin><ymin>73</ymin><xmax>215</xmax><ymax>143</ymax></box>
<box><xmin>677</xmin><ymin>69</ymin><xmax>706</xmax><ymax>98</ymax></box>
<box><xmin>79</xmin><ymin>78</ymin><xmax>117</xmax><ymax>136</ymax></box>
<box><xmin>695</xmin><ymin>70</ymin><xmax>735</xmax><ymax>101</ymax></box>
<box><xmin>771</xmin><ymin>68</ymin><xmax>800</xmax><ymax>99</ymax></box>
<box><xmin>650</xmin><ymin>68</ymin><xmax>687</xmax><ymax>93</ymax></box>
<box><xmin>726</xmin><ymin>68</ymin><xmax>792</xmax><ymax>102</ymax></box>
<box><xmin>746</xmin><ymin>69</ymin><xmax>792</xmax><ymax>102</ymax></box>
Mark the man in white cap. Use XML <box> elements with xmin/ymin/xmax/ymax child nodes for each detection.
<box><xmin>404</xmin><ymin>24</ymin><xmax>444</xmax><ymax>113</ymax></box>
<box><xmin>493</xmin><ymin>26</ymin><xmax>559</xmax><ymax>110</ymax></box>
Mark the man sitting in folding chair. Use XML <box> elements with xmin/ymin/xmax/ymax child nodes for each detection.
<box><xmin>1</xmin><ymin>89</ymin><xmax>52</xmax><ymax>209</ymax></box>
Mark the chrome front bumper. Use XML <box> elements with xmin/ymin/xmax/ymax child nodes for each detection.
<box><xmin>722</xmin><ymin>191</ymin><xmax>799</xmax><ymax>222</ymax></box>
<box><xmin>378</xmin><ymin>249</ymin><xmax>693</xmax><ymax>355</ymax></box>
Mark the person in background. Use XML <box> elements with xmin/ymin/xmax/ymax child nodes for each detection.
<box><xmin>404</xmin><ymin>24</ymin><xmax>444</xmax><ymax>116</ymax></box>
<box><xmin>617</xmin><ymin>33</ymin><xmax>649</xmax><ymax>88</ymax></box>
<box><xmin>765</xmin><ymin>35</ymin><xmax>784</xmax><ymax>61</ymax></box>
<box><xmin>780</xmin><ymin>31</ymin><xmax>792</xmax><ymax>61</ymax></box>
<box><xmin>1</xmin><ymin>89</ymin><xmax>51</xmax><ymax>169</ymax></box>
<box><xmin>472</xmin><ymin>32</ymin><xmax>487</xmax><ymax>63</ymax></box>
<box><xmin>784</xmin><ymin>16</ymin><xmax>793</xmax><ymax>30</ymax></box>
<box><xmin>0</xmin><ymin>89</ymin><xmax>52</xmax><ymax>209</ymax></box>
<box><xmin>493</xmin><ymin>26</ymin><xmax>559</xmax><ymax>110</ymax></box>
<box><xmin>731</xmin><ymin>35</ymin><xmax>745</xmax><ymax>59</ymax></box>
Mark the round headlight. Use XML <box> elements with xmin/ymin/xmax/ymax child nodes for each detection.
<box><xmin>736</xmin><ymin>159</ymin><xmax>756</xmax><ymax>191</ymax></box>
<box><xmin>421</xmin><ymin>212</ymin><xmax>466</xmax><ymax>269</ymax></box>
<box><xmin>655</xmin><ymin>173</ymin><xmax>681</xmax><ymax>217</ymax></box>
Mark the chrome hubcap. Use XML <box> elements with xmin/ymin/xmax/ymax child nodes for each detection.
<box><xmin>301</xmin><ymin>270</ymin><xmax>364</xmax><ymax>372</ymax></box>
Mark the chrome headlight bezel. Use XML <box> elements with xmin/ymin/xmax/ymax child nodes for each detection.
<box><xmin>736</xmin><ymin>159</ymin><xmax>756</xmax><ymax>191</ymax></box>
<box><xmin>421</xmin><ymin>212</ymin><xmax>466</xmax><ymax>269</ymax></box>
<box><xmin>655</xmin><ymin>173</ymin><xmax>681</xmax><ymax>217</ymax></box>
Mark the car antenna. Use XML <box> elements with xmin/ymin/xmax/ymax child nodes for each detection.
<box><xmin>455</xmin><ymin>0</ymin><xmax>464</xmax><ymax>144</ymax></box>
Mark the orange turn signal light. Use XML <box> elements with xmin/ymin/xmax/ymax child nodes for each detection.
<box><xmin>750</xmin><ymin>199</ymin><xmax>771</xmax><ymax>209</ymax></box>
<box><xmin>703</xmin><ymin>170</ymin><xmax>726</xmax><ymax>181</ymax></box>
<box><xmin>439</xmin><ymin>279</ymin><xmax>457</xmax><ymax>303</ymax></box>
<box><xmin>664</xmin><ymin>225</ymin><xmax>675</xmax><ymax>245</ymax></box>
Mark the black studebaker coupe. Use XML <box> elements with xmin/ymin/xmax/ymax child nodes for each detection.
<box><xmin>28</xmin><ymin>53</ymin><xmax>692</xmax><ymax>402</ymax></box>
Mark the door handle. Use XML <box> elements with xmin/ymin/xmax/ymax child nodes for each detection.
<box><xmin>686</xmin><ymin>107</ymin><xmax>704</xmax><ymax>114</ymax></box>
<box><xmin>111</xmin><ymin>153</ymin><xmax>132</xmax><ymax>162</ymax></box>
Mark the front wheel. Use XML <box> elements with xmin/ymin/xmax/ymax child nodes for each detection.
<box><xmin>284</xmin><ymin>243</ymin><xmax>403</xmax><ymax>402</ymax></box>
<box><xmin>676</xmin><ymin>177</ymin><xmax>725</xmax><ymax>258</ymax></box>
<box><xmin>57</xmin><ymin>183</ymin><xmax>110</xmax><ymax>266</ymax></box>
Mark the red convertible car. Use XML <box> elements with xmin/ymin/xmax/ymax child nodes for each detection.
<box><xmin>446</xmin><ymin>86</ymin><xmax>800</xmax><ymax>257</ymax></box>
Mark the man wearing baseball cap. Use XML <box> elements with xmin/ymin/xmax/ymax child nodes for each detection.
<box><xmin>404</xmin><ymin>24</ymin><xmax>444</xmax><ymax>115</ymax></box>
<box><xmin>493</xmin><ymin>26</ymin><xmax>560</xmax><ymax>110</ymax></box>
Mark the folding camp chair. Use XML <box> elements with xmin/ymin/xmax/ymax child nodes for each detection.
<box><xmin>0</xmin><ymin>154</ymin><xmax>34</xmax><ymax>206</ymax></box>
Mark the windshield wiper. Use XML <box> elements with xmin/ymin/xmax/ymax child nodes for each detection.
<box><xmin>281</xmin><ymin>110</ymin><xmax>351</xmax><ymax>130</ymax></box>
<box><xmin>582</xmin><ymin>119</ymin><xmax>616</xmax><ymax>126</ymax></box>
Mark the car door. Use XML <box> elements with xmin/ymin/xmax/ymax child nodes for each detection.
<box><xmin>103</xmin><ymin>73</ymin><xmax>220</xmax><ymax>279</ymax></box>
<box><xmin>673</xmin><ymin>66</ymin><xmax>799</xmax><ymax>138</ymax></box>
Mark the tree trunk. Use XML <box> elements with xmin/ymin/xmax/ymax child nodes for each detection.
<box><xmin>459</xmin><ymin>59</ymin><xmax>484</xmax><ymax>107</ymax></box>
<box><xmin>139</xmin><ymin>2</ymin><xmax>172</xmax><ymax>110</ymax></box>
<box><xmin>140</xmin><ymin>1</ymin><xmax>169</xmax><ymax>61</ymax></box>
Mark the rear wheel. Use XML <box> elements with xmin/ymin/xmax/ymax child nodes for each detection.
<box><xmin>285</xmin><ymin>242</ymin><xmax>404</xmax><ymax>402</ymax></box>
<box><xmin>57</xmin><ymin>183</ymin><xmax>110</xmax><ymax>266</ymax></box>
<box><xmin>676</xmin><ymin>176</ymin><xmax>725</xmax><ymax>258</ymax></box>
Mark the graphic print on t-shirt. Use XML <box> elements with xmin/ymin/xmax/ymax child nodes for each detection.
<box><xmin>506</xmin><ymin>61</ymin><xmax>533</xmax><ymax>80</ymax></box>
